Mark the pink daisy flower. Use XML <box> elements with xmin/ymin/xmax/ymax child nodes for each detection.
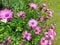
<box><xmin>22</xmin><ymin>30</ymin><xmax>32</xmax><ymax>41</ymax></box>
<box><xmin>40</xmin><ymin>37</ymin><xmax>48</xmax><ymax>45</ymax></box>
<box><xmin>39</xmin><ymin>16</ymin><xmax>44</xmax><ymax>22</ymax></box>
<box><xmin>29</xmin><ymin>2</ymin><xmax>37</xmax><ymax>9</ymax></box>
<box><xmin>34</xmin><ymin>26</ymin><xmax>41</xmax><ymax>34</ymax></box>
<box><xmin>19</xmin><ymin>42</ymin><xmax>24</xmax><ymax>45</ymax></box>
<box><xmin>28</xmin><ymin>19</ymin><xmax>38</xmax><ymax>28</ymax></box>
<box><xmin>48</xmin><ymin>29</ymin><xmax>56</xmax><ymax>36</ymax></box>
<box><xmin>5</xmin><ymin>36</ymin><xmax>11</xmax><ymax>42</ymax></box>
<box><xmin>17</xmin><ymin>11</ymin><xmax>25</xmax><ymax>17</ymax></box>
<box><xmin>0</xmin><ymin>8</ymin><xmax>13</xmax><ymax>19</ymax></box>
<box><xmin>40</xmin><ymin>37</ymin><xmax>52</xmax><ymax>45</ymax></box>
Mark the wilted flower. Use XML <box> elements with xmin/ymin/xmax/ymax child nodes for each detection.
<box><xmin>28</xmin><ymin>19</ymin><xmax>38</xmax><ymax>28</ymax></box>
<box><xmin>50</xmin><ymin>24</ymin><xmax>56</xmax><ymax>29</ymax></box>
<box><xmin>19</xmin><ymin>42</ymin><xmax>24</xmax><ymax>45</ymax></box>
<box><xmin>45</xmin><ymin>8</ymin><xmax>50</xmax><ymax>12</ymax></box>
<box><xmin>1</xmin><ymin>18</ymin><xmax>7</xmax><ymax>23</ymax></box>
<box><xmin>22</xmin><ymin>30</ymin><xmax>32</xmax><ymax>41</ymax></box>
<box><xmin>2</xmin><ymin>36</ymin><xmax>11</xmax><ymax>44</ymax></box>
<box><xmin>17</xmin><ymin>11</ymin><xmax>25</xmax><ymax>17</ymax></box>
<box><xmin>45</xmin><ymin>9</ymin><xmax>53</xmax><ymax>17</ymax></box>
<box><xmin>29</xmin><ymin>2</ymin><xmax>37</xmax><ymax>9</ymax></box>
<box><xmin>36</xmin><ymin>12</ymin><xmax>40</xmax><ymax>15</ymax></box>
<box><xmin>48</xmin><ymin>10</ymin><xmax>53</xmax><ymax>17</ymax></box>
<box><xmin>41</xmin><ymin>24</ymin><xmax>46</xmax><ymax>29</ymax></box>
<box><xmin>0</xmin><ymin>8</ymin><xmax>13</xmax><ymax>19</ymax></box>
<box><xmin>40</xmin><ymin>3</ymin><xmax>46</xmax><ymax>10</ymax></box>
<box><xmin>44</xmin><ymin>16</ymin><xmax>49</xmax><ymax>20</ymax></box>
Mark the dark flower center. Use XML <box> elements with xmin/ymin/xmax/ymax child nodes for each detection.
<box><xmin>42</xmin><ymin>40</ymin><xmax>45</xmax><ymax>42</ymax></box>
<box><xmin>20</xmin><ymin>13</ymin><xmax>24</xmax><ymax>17</ymax></box>
<box><xmin>0</xmin><ymin>15</ymin><xmax>1</xmax><ymax>17</ymax></box>
<box><xmin>31</xmin><ymin>22</ymin><xmax>34</xmax><ymax>25</ymax></box>
<box><xmin>5</xmin><ymin>14</ymin><xmax>9</xmax><ymax>17</ymax></box>
<box><xmin>35</xmin><ymin>30</ymin><xmax>38</xmax><ymax>32</ymax></box>
<box><xmin>26</xmin><ymin>34</ymin><xmax>28</xmax><ymax>37</ymax></box>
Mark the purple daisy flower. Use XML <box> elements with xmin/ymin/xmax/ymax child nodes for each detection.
<box><xmin>29</xmin><ymin>2</ymin><xmax>37</xmax><ymax>9</ymax></box>
<box><xmin>22</xmin><ymin>30</ymin><xmax>32</xmax><ymax>41</ymax></box>
<box><xmin>0</xmin><ymin>8</ymin><xmax>13</xmax><ymax>19</ymax></box>
<box><xmin>34</xmin><ymin>26</ymin><xmax>41</xmax><ymax>34</ymax></box>
<box><xmin>28</xmin><ymin>19</ymin><xmax>38</xmax><ymax>28</ymax></box>
<box><xmin>17</xmin><ymin>11</ymin><xmax>25</xmax><ymax>17</ymax></box>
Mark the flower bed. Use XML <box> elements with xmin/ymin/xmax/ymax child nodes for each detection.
<box><xmin>0</xmin><ymin>0</ymin><xmax>56</xmax><ymax>45</ymax></box>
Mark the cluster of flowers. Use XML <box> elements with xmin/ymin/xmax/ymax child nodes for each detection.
<box><xmin>0</xmin><ymin>2</ymin><xmax>56</xmax><ymax>45</ymax></box>
<box><xmin>40</xmin><ymin>24</ymin><xmax>56</xmax><ymax>45</ymax></box>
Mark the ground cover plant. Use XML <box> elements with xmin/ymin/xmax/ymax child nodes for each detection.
<box><xmin>0</xmin><ymin>0</ymin><xmax>60</xmax><ymax>45</ymax></box>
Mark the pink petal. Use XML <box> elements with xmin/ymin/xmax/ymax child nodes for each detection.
<box><xmin>39</xmin><ymin>16</ymin><xmax>44</xmax><ymax>22</ymax></box>
<box><xmin>29</xmin><ymin>2</ymin><xmax>37</xmax><ymax>9</ymax></box>
<box><xmin>17</xmin><ymin>11</ymin><xmax>25</xmax><ymax>17</ymax></box>
<box><xmin>48</xmin><ymin>40</ymin><xmax>52</xmax><ymax>45</ymax></box>
<box><xmin>50</xmin><ymin>35</ymin><xmax>54</xmax><ymax>40</ymax></box>
<box><xmin>19</xmin><ymin>42</ymin><xmax>24</xmax><ymax>45</ymax></box>
<box><xmin>0</xmin><ymin>43</ymin><xmax>5</xmax><ymax>45</ymax></box>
